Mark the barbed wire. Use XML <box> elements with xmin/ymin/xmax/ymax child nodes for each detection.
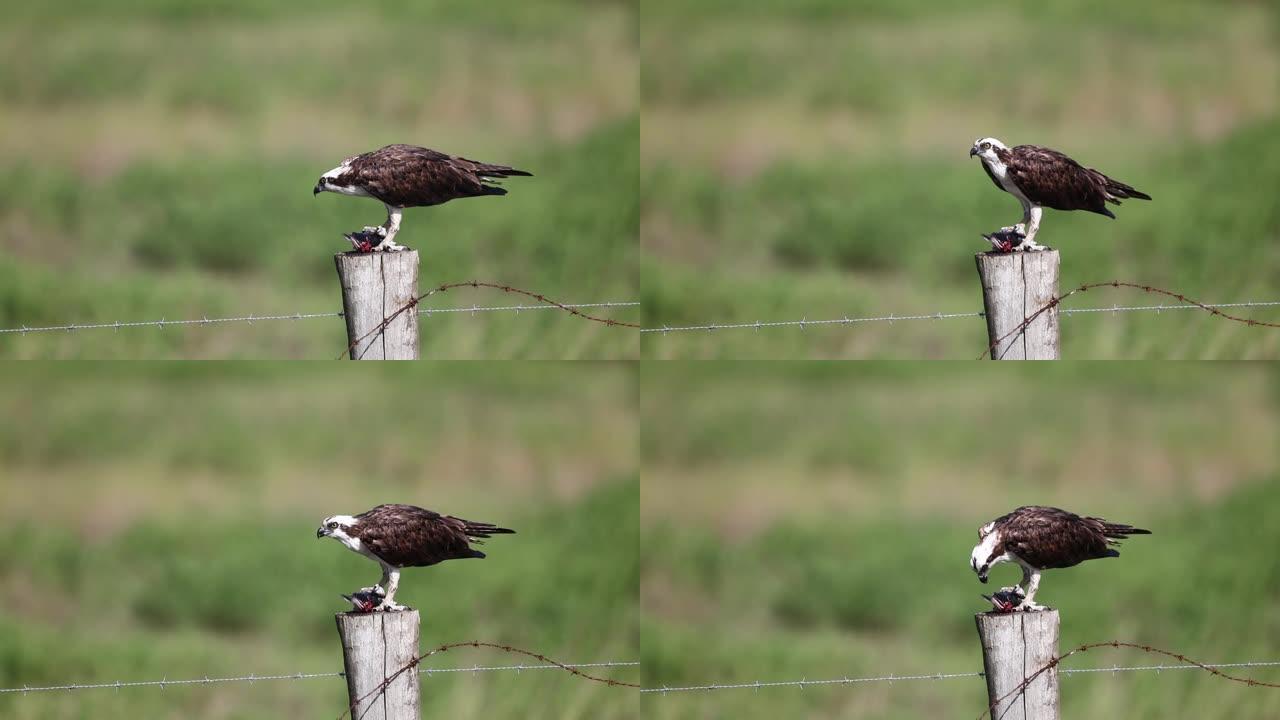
<box><xmin>642</xmin><ymin>658</ymin><xmax>1280</xmax><ymax>695</ymax></box>
<box><xmin>0</xmin><ymin>660</ymin><xmax>637</xmax><ymax>695</ymax></box>
<box><xmin>641</xmin><ymin>310</ymin><xmax>986</xmax><ymax>333</ymax></box>
<box><xmin>0</xmin><ymin>302</ymin><xmax>638</xmax><ymax>337</ymax></box>
<box><xmin>339</xmin><ymin>641</ymin><xmax>639</xmax><ymax>720</ymax></box>
<box><xmin>345</xmin><ymin>281</ymin><xmax>641</xmax><ymax>359</ymax></box>
<box><xmin>981</xmin><ymin>282</ymin><xmax>1280</xmax><ymax>359</ymax></box>
<box><xmin>642</xmin><ymin>299</ymin><xmax>1280</xmax><ymax>335</ymax></box>
<box><xmin>642</xmin><ymin>670</ymin><xmax>983</xmax><ymax>693</ymax></box>
<box><xmin>978</xmin><ymin>641</ymin><xmax>1280</xmax><ymax>720</ymax></box>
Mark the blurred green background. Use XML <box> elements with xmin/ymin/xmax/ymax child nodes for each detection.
<box><xmin>0</xmin><ymin>364</ymin><xmax>638</xmax><ymax>719</ymax></box>
<box><xmin>0</xmin><ymin>0</ymin><xmax>638</xmax><ymax>359</ymax></box>
<box><xmin>641</xmin><ymin>0</ymin><xmax>1280</xmax><ymax>358</ymax></box>
<box><xmin>641</xmin><ymin>363</ymin><xmax>1280</xmax><ymax>718</ymax></box>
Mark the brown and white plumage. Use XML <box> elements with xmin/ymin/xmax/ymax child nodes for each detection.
<box><xmin>970</xmin><ymin>138</ymin><xmax>1150</xmax><ymax>251</ymax></box>
<box><xmin>970</xmin><ymin>505</ymin><xmax>1149</xmax><ymax>611</ymax></box>
<box><xmin>313</xmin><ymin>144</ymin><xmax>531</xmax><ymax>252</ymax></box>
<box><xmin>317</xmin><ymin>503</ymin><xmax>515</xmax><ymax>611</ymax></box>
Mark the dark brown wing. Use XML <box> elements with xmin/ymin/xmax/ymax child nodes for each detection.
<box><xmin>999</xmin><ymin>506</ymin><xmax>1114</xmax><ymax>570</ymax></box>
<box><xmin>347</xmin><ymin>144</ymin><xmax>530</xmax><ymax>208</ymax></box>
<box><xmin>1006</xmin><ymin>145</ymin><xmax>1114</xmax><ymax>216</ymax></box>
<box><xmin>352</xmin><ymin>503</ymin><xmax>492</xmax><ymax>568</ymax></box>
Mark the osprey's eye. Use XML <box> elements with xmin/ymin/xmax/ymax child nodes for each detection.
<box><xmin>981</xmin><ymin>142</ymin><xmax>991</xmax><ymax>150</ymax></box>
<box><xmin>328</xmin><ymin>522</ymin><xmax>339</xmax><ymax>530</ymax></box>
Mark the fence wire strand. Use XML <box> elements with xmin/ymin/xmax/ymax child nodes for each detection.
<box><xmin>978</xmin><ymin>641</ymin><xmax>1280</xmax><ymax>720</ymax></box>
<box><xmin>642</xmin><ymin>299</ymin><xmax>1280</xmax><ymax>335</ymax></box>
<box><xmin>0</xmin><ymin>660</ymin><xmax>638</xmax><ymax>695</ymax></box>
<box><xmin>339</xmin><ymin>641</ymin><xmax>639</xmax><ymax>720</ymax></box>
<box><xmin>642</xmin><ymin>659</ymin><xmax>1280</xmax><ymax>695</ymax></box>
<box><xmin>344</xmin><ymin>281</ymin><xmax>640</xmax><ymax>359</ymax></box>
<box><xmin>0</xmin><ymin>302</ymin><xmax>638</xmax><ymax>337</ymax></box>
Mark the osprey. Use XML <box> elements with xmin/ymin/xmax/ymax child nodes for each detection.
<box><xmin>317</xmin><ymin>503</ymin><xmax>514</xmax><ymax>611</ymax></box>
<box><xmin>969</xmin><ymin>505</ymin><xmax>1149</xmax><ymax>611</ymax></box>
<box><xmin>969</xmin><ymin>138</ymin><xmax>1151</xmax><ymax>252</ymax></box>
<box><xmin>313</xmin><ymin>144</ymin><xmax>531</xmax><ymax>252</ymax></box>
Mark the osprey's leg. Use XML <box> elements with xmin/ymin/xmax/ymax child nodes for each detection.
<box><xmin>1020</xmin><ymin>207</ymin><xmax>1045</xmax><ymax>251</ymax></box>
<box><xmin>360</xmin><ymin>564</ymin><xmax>393</xmax><ymax>596</ymax></box>
<box><xmin>998</xmin><ymin>200</ymin><xmax>1032</xmax><ymax>242</ymax></box>
<box><xmin>1020</xmin><ymin>569</ymin><xmax>1046</xmax><ymax>611</ymax></box>
<box><xmin>997</xmin><ymin>564</ymin><xmax>1034</xmax><ymax>602</ymax></box>
<box><xmin>375</xmin><ymin>205</ymin><xmax>406</xmax><ymax>252</ymax></box>
<box><xmin>378</xmin><ymin>568</ymin><xmax>407</xmax><ymax>611</ymax></box>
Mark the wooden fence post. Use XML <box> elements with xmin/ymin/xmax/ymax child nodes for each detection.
<box><xmin>975</xmin><ymin>250</ymin><xmax>1061</xmax><ymax>360</ymax></box>
<box><xmin>974</xmin><ymin>610</ymin><xmax>1061</xmax><ymax>720</ymax></box>
<box><xmin>334</xmin><ymin>251</ymin><xmax>420</xmax><ymax>360</ymax></box>
<box><xmin>335</xmin><ymin>610</ymin><xmax>421</xmax><ymax>720</ymax></box>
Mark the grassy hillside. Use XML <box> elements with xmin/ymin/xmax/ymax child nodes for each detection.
<box><xmin>641</xmin><ymin>0</ymin><xmax>1280</xmax><ymax>358</ymax></box>
<box><xmin>640</xmin><ymin>363</ymin><xmax>1280</xmax><ymax>719</ymax></box>
<box><xmin>0</xmin><ymin>0</ymin><xmax>638</xmax><ymax>358</ymax></box>
<box><xmin>0</xmin><ymin>364</ymin><xmax>638</xmax><ymax>719</ymax></box>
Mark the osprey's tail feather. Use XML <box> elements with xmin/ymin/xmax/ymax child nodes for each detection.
<box><xmin>464</xmin><ymin>158</ymin><xmax>533</xmax><ymax>178</ymax></box>
<box><xmin>1099</xmin><ymin>173</ymin><xmax>1152</xmax><ymax>203</ymax></box>
<box><xmin>1102</xmin><ymin>521</ymin><xmax>1151</xmax><ymax>542</ymax></box>
<box><xmin>455</xmin><ymin>517</ymin><xmax>516</xmax><ymax>539</ymax></box>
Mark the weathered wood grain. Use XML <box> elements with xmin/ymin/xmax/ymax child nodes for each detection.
<box><xmin>334</xmin><ymin>251</ymin><xmax>420</xmax><ymax>360</ymax></box>
<box><xmin>975</xmin><ymin>609</ymin><xmax>1061</xmax><ymax>720</ymax></box>
<box><xmin>335</xmin><ymin>610</ymin><xmax>421</xmax><ymax>720</ymax></box>
<box><xmin>975</xmin><ymin>250</ymin><xmax>1061</xmax><ymax>360</ymax></box>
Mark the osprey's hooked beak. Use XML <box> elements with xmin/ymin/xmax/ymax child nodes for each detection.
<box><xmin>313</xmin><ymin>182</ymin><xmax>323</xmax><ymax>196</ymax></box>
<box><xmin>972</xmin><ymin>557</ymin><xmax>989</xmax><ymax>583</ymax></box>
<box><xmin>316</xmin><ymin>526</ymin><xmax>327</xmax><ymax>538</ymax></box>
<box><xmin>969</xmin><ymin>146</ymin><xmax>979</xmax><ymax>158</ymax></box>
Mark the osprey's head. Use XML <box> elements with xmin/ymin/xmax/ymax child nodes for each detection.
<box><xmin>970</xmin><ymin>520</ymin><xmax>1003</xmax><ymax>583</ymax></box>
<box><xmin>970</xmin><ymin>137</ymin><xmax>1007</xmax><ymax>163</ymax></box>
<box><xmin>317</xmin><ymin>514</ymin><xmax>358</xmax><ymax>543</ymax></box>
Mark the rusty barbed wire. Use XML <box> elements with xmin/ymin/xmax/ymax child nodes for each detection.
<box><xmin>339</xmin><ymin>641</ymin><xmax>639</xmax><ymax>720</ymax></box>
<box><xmin>343</xmin><ymin>281</ymin><xmax>640</xmax><ymax>359</ymax></box>
<box><xmin>981</xmin><ymin>282</ymin><xmax>1280</xmax><ymax>359</ymax></box>
<box><xmin>978</xmin><ymin>641</ymin><xmax>1280</xmax><ymax>720</ymax></box>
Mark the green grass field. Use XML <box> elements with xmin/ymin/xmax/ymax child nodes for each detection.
<box><xmin>0</xmin><ymin>1</ymin><xmax>638</xmax><ymax>359</ymax></box>
<box><xmin>640</xmin><ymin>363</ymin><xmax>1280</xmax><ymax>718</ymax></box>
<box><xmin>0</xmin><ymin>364</ymin><xmax>638</xmax><ymax>719</ymax></box>
<box><xmin>641</xmin><ymin>0</ymin><xmax>1280</xmax><ymax>358</ymax></box>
